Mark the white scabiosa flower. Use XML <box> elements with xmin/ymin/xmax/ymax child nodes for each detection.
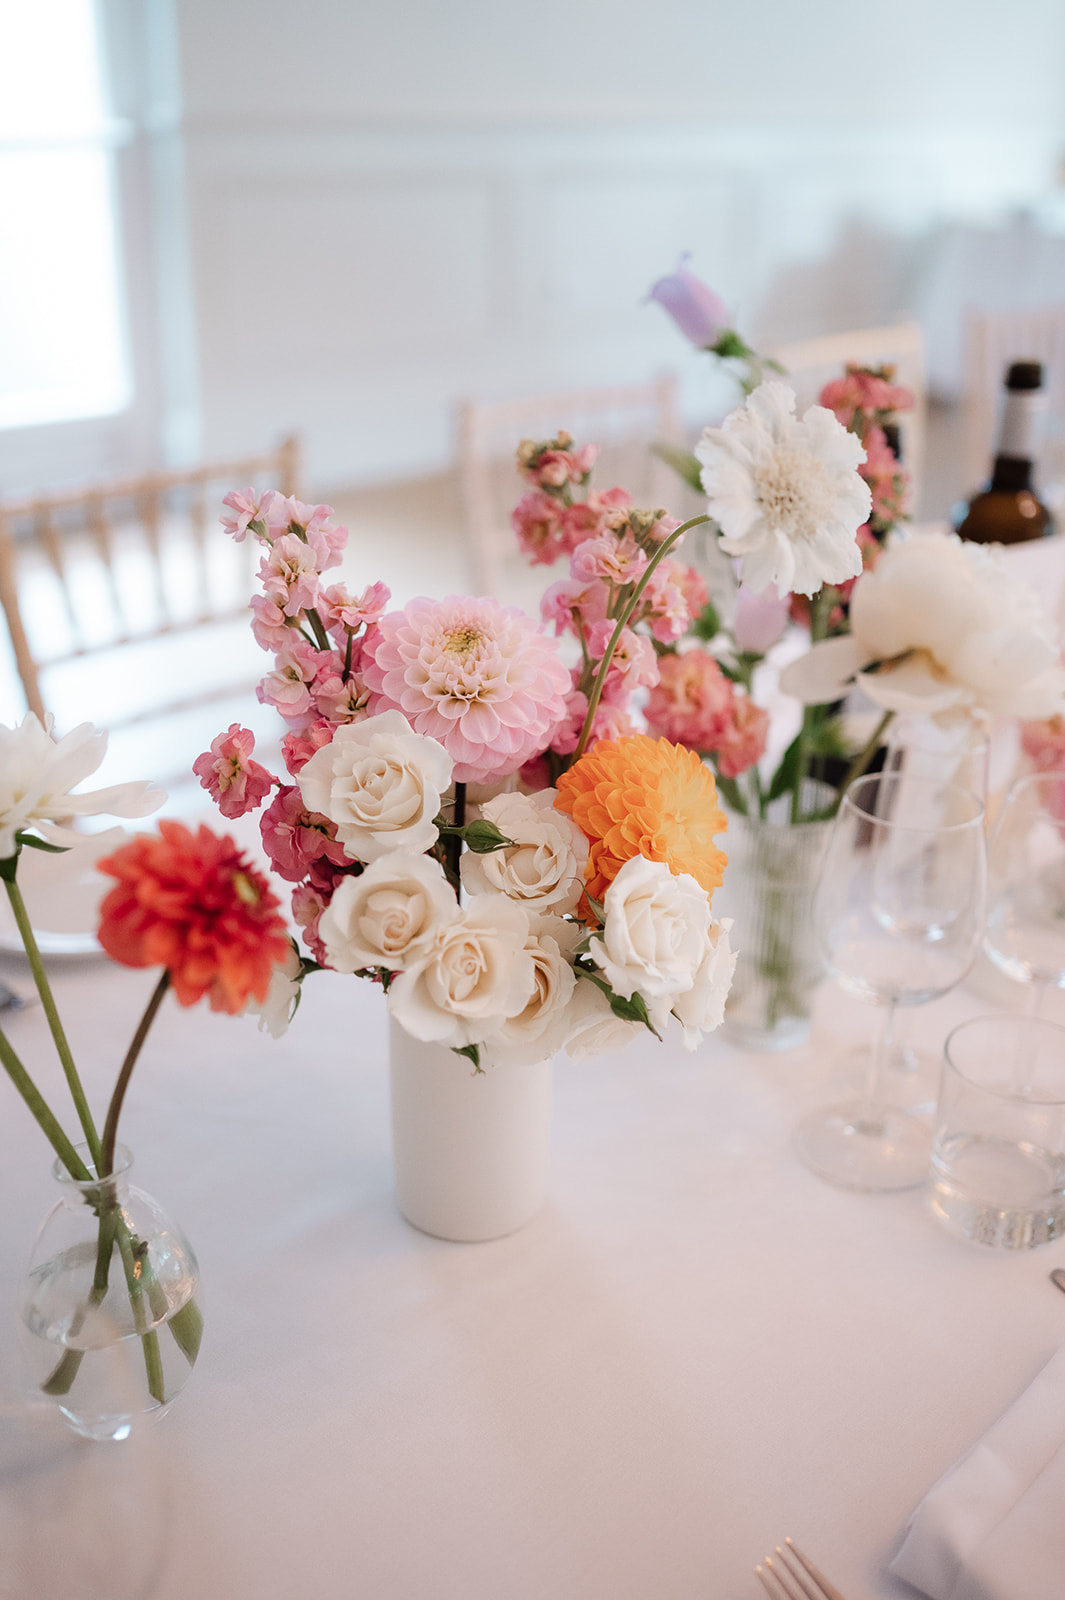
<box><xmin>696</xmin><ymin>381</ymin><xmax>872</xmax><ymax>598</ymax></box>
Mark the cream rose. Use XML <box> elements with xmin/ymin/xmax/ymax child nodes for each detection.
<box><xmin>562</xmin><ymin>975</ymin><xmax>644</xmax><ymax>1062</ymax></box>
<box><xmin>386</xmin><ymin>896</ymin><xmax>535</xmax><ymax>1049</ymax></box>
<box><xmin>317</xmin><ymin>852</ymin><xmax>457</xmax><ymax>974</ymax></box>
<box><xmin>479</xmin><ymin>920</ymin><xmax>580</xmax><ymax>1067</ymax></box>
<box><xmin>670</xmin><ymin>919</ymin><xmax>736</xmax><ymax>1050</ymax></box>
<box><xmin>296</xmin><ymin>710</ymin><xmax>452</xmax><ymax>863</ymax></box>
<box><xmin>590</xmin><ymin>855</ymin><xmax>713</xmax><ymax>1028</ymax></box>
<box><xmin>460</xmin><ymin>788</ymin><xmax>589</xmax><ymax>923</ymax></box>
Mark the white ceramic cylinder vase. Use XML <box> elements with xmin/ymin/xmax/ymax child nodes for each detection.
<box><xmin>388</xmin><ymin>1018</ymin><xmax>553</xmax><ymax>1243</ymax></box>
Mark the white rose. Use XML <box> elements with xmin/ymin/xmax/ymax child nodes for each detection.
<box><xmin>590</xmin><ymin>855</ymin><xmax>712</xmax><ymax>1027</ymax></box>
<box><xmin>460</xmin><ymin>788</ymin><xmax>589</xmax><ymax>924</ymax></box>
<box><xmin>296</xmin><ymin>710</ymin><xmax>452</xmax><ymax>863</ymax></box>
<box><xmin>243</xmin><ymin>943</ymin><xmax>302</xmax><ymax>1039</ymax></box>
<box><xmin>479</xmin><ymin>920</ymin><xmax>580</xmax><ymax>1068</ymax></box>
<box><xmin>318</xmin><ymin>852</ymin><xmax>457</xmax><ymax>974</ymax></box>
<box><xmin>670</xmin><ymin>919</ymin><xmax>737</xmax><ymax>1050</ymax></box>
<box><xmin>562</xmin><ymin>975</ymin><xmax>644</xmax><ymax>1062</ymax></box>
<box><xmin>387</xmin><ymin>895</ymin><xmax>535</xmax><ymax>1048</ymax></box>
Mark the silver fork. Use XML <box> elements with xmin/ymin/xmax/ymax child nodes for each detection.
<box><xmin>755</xmin><ymin>1537</ymin><xmax>850</xmax><ymax>1600</ymax></box>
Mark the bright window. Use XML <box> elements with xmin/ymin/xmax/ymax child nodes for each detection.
<box><xmin>0</xmin><ymin>0</ymin><xmax>130</xmax><ymax>430</ymax></box>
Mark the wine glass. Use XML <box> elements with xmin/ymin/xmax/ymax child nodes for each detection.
<box><xmin>984</xmin><ymin>771</ymin><xmax>1065</xmax><ymax>1021</ymax></box>
<box><xmin>796</xmin><ymin>771</ymin><xmax>987</xmax><ymax>1191</ymax></box>
<box><xmin>833</xmin><ymin>716</ymin><xmax>990</xmax><ymax>1115</ymax></box>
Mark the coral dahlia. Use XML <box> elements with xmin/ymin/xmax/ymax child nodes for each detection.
<box><xmin>553</xmin><ymin>735</ymin><xmax>728</xmax><ymax>904</ymax></box>
<box><xmin>97</xmin><ymin>821</ymin><xmax>291</xmax><ymax>1013</ymax></box>
<box><xmin>361</xmin><ymin>595</ymin><xmax>571</xmax><ymax>785</ymax></box>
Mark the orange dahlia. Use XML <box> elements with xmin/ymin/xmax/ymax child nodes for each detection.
<box><xmin>97</xmin><ymin>820</ymin><xmax>290</xmax><ymax>1014</ymax></box>
<box><xmin>553</xmin><ymin>735</ymin><xmax>728</xmax><ymax>904</ymax></box>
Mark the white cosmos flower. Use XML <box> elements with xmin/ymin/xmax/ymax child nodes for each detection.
<box><xmin>695</xmin><ymin>380</ymin><xmax>871</xmax><ymax>598</ymax></box>
<box><xmin>0</xmin><ymin>715</ymin><xmax>164</xmax><ymax>861</ymax></box>
<box><xmin>780</xmin><ymin>531</ymin><xmax>1065</xmax><ymax>721</ymax></box>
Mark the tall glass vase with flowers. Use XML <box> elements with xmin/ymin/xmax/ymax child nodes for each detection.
<box><xmin>1</xmin><ymin>717</ymin><xmax>293</xmax><ymax>1437</ymax></box>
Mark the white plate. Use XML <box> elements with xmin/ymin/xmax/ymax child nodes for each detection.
<box><xmin>0</xmin><ymin>830</ymin><xmax>131</xmax><ymax>957</ymax></box>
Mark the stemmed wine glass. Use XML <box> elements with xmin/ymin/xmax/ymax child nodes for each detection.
<box><xmin>984</xmin><ymin>771</ymin><xmax>1065</xmax><ymax>1018</ymax></box>
<box><xmin>796</xmin><ymin>771</ymin><xmax>987</xmax><ymax>1191</ymax></box>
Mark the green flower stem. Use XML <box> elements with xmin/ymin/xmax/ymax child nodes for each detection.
<box><xmin>101</xmin><ymin>971</ymin><xmax>170</xmax><ymax>1178</ymax></box>
<box><xmin>834</xmin><ymin>709</ymin><xmax>895</xmax><ymax>808</ymax></box>
<box><xmin>572</xmin><ymin>513</ymin><xmax>711</xmax><ymax>762</ymax></box>
<box><xmin>3</xmin><ymin>876</ymin><xmax>102</xmax><ymax>1170</ymax></box>
<box><xmin>446</xmin><ymin>783</ymin><xmax>467</xmax><ymax>894</ymax></box>
<box><xmin>0</xmin><ymin>1024</ymin><xmax>91</xmax><ymax>1180</ymax></box>
<box><xmin>789</xmin><ymin>589</ymin><xmax>833</xmax><ymax>824</ymax></box>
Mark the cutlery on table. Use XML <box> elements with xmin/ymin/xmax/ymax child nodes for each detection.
<box><xmin>756</xmin><ymin>1537</ymin><xmax>850</xmax><ymax>1600</ymax></box>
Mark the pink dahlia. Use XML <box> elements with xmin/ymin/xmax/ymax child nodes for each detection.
<box><xmin>361</xmin><ymin>595</ymin><xmax>571</xmax><ymax>785</ymax></box>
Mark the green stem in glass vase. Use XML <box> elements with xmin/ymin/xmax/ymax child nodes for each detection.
<box><xmin>571</xmin><ymin>513</ymin><xmax>711</xmax><ymax>763</ymax></box>
<box><xmin>101</xmin><ymin>970</ymin><xmax>171</xmax><ymax>1178</ymax></box>
<box><xmin>789</xmin><ymin>588</ymin><xmax>833</xmax><ymax>824</ymax></box>
<box><xmin>835</xmin><ymin>709</ymin><xmax>895</xmax><ymax>808</ymax></box>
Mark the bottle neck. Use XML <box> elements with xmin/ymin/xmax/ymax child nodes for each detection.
<box><xmin>990</xmin><ymin>389</ymin><xmax>1044</xmax><ymax>490</ymax></box>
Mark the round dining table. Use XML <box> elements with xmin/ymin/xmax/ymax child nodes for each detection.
<box><xmin>0</xmin><ymin>941</ymin><xmax>1062</xmax><ymax>1600</ymax></box>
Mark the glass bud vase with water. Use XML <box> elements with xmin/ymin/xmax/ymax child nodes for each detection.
<box><xmin>796</xmin><ymin>772</ymin><xmax>987</xmax><ymax>1191</ymax></box>
<box><xmin>20</xmin><ymin>1144</ymin><xmax>202</xmax><ymax>1441</ymax></box>
<box><xmin>984</xmin><ymin>771</ymin><xmax>1065</xmax><ymax>1014</ymax></box>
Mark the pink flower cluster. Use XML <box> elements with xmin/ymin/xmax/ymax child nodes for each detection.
<box><xmin>643</xmin><ymin>650</ymin><xmax>768</xmax><ymax>779</ymax></box>
<box><xmin>820</xmin><ymin>366</ymin><xmax>915</xmax><ymax>430</ymax></box>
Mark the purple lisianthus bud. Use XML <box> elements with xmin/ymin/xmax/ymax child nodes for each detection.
<box><xmin>733</xmin><ymin>583</ymin><xmax>790</xmax><ymax>655</ymax></box>
<box><xmin>646</xmin><ymin>254</ymin><xmax>731</xmax><ymax>348</ymax></box>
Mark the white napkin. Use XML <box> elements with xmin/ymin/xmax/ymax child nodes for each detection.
<box><xmin>890</xmin><ymin>1343</ymin><xmax>1065</xmax><ymax>1600</ymax></box>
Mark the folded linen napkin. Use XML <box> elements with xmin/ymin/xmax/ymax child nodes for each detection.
<box><xmin>890</xmin><ymin>1343</ymin><xmax>1065</xmax><ymax>1600</ymax></box>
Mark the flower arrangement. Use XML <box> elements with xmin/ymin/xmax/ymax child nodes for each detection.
<box><xmin>645</xmin><ymin>258</ymin><xmax>1065</xmax><ymax>816</ymax></box>
<box><xmin>0</xmin><ymin>715</ymin><xmax>292</xmax><ymax>1412</ymax></box>
<box><xmin>195</xmin><ymin>488</ymin><xmax>737</xmax><ymax>1066</ymax></box>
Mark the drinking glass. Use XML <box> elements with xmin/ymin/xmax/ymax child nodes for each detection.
<box><xmin>796</xmin><ymin>772</ymin><xmax>987</xmax><ymax>1190</ymax></box>
<box><xmin>984</xmin><ymin>771</ymin><xmax>1065</xmax><ymax>1019</ymax></box>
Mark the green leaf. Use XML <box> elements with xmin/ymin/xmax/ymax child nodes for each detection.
<box><xmin>766</xmin><ymin>735</ymin><xmax>801</xmax><ymax>802</ymax></box>
<box><xmin>713</xmin><ymin>773</ymin><xmax>747</xmax><ymax>814</ymax></box>
<box><xmin>15</xmin><ymin>833</ymin><xmax>70</xmax><ymax>854</ymax></box>
<box><xmin>452</xmin><ymin>1042</ymin><xmax>483</xmax><ymax>1073</ymax></box>
<box><xmin>710</xmin><ymin>328</ymin><xmax>755</xmax><ymax>360</ymax></box>
<box><xmin>167</xmin><ymin>1297</ymin><xmax>204</xmax><ymax>1366</ymax></box>
<box><xmin>577</xmin><ymin>967</ymin><xmax>660</xmax><ymax>1038</ymax></box>
<box><xmin>714</xmin><ymin>658</ymin><xmax>744</xmax><ymax>684</ymax></box>
<box><xmin>650</xmin><ymin>441</ymin><xmax>704</xmax><ymax>493</ymax></box>
<box><xmin>457</xmin><ymin>820</ymin><xmax>515</xmax><ymax>854</ymax></box>
<box><xmin>690</xmin><ymin>601</ymin><xmax>721</xmax><ymax>643</ymax></box>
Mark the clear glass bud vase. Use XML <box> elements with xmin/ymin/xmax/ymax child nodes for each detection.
<box><xmin>713</xmin><ymin>784</ymin><xmax>835</xmax><ymax>1051</ymax></box>
<box><xmin>19</xmin><ymin>1144</ymin><xmax>203</xmax><ymax>1441</ymax></box>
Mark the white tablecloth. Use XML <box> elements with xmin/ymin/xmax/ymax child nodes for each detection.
<box><xmin>1</xmin><ymin>951</ymin><xmax>1063</xmax><ymax>1600</ymax></box>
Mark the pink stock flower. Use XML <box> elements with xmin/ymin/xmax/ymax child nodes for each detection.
<box><xmin>715</xmin><ymin>696</ymin><xmax>770</xmax><ymax>780</ymax></box>
<box><xmin>362</xmin><ymin>595</ymin><xmax>571</xmax><ymax>785</ymax></box>
<box><xmin>512</xmin><ymin>491</ymin><xmax>567</xmax><ymax>565</ymax></box>
<box><xmin>317</xmin><ymin>580</ymin><xmax>391</xmax><ymax>637</ymax></box>
<box><xmin>259</xmin><ymin>534</ymin><xmax>323</xmax><ymax>617</ymax></box>
<box><xmin>540</xmin><ymin>576</ymin><xmax>610</xmax><ymax>638</ymax></box>
<box><xmin>861</xmin><ymin>425</ymin><xmax>909</xmax><ymax>525</ymax></box>
<box><xmin>192</xmin><ymin>724</ymin><xmax>276</xmax><ymax>819</ymax></box>
<box><xmin>643</xmin><ymin>649</ymin><xmax>735</xmax><ymax>750</ymax></box>
<box><xmin>646</xmin><ymin>255</ymin><xmax>731</xmax><ymax>348</ymax></box>
<box><xmin>291</xmin><ymin>883</ymin><xmax>330</xmax><ymax>964</ymax></box>
<box><xmin>586</xmin><ymin>622</ymin><xmax>659</xmax><ymax>692</ymax></box>
<box><xmin>571</xmin><ymin>531</ymin><xmax>649</xmax><ymax>588</ymax></box>
<box><xmin>675</xmin><ymin>563</ymin><xmax>709</xmax><ymax>622</ymax></box>
<box><xmin>819</xmin><ymin>368</ymin><xmax>915</xmax><ymax>427</ymax></box>
<box><xmin>260</xmin><ymin>785</ymin><xmax>350</xmax><ymax>883</ymax></box>
<box><xmin>636</xmin><ymin>557</ymin><xmax>692</xmax><ymax>643</ymax></box>
<box><xmin>645</xmin><ymin>512</ymin><xmax>682</xmax><ymax>544</ymax></box>
<box><xmin>733</xmin><ymin>584</ymin><xmax>790</xmax><ymax>655</ymax></box>
<box><xmin>532</xmin><ymin>448</ymin><xmax>593</xmax><ymax>488</ymax></box>
<box><xmin>249</xmin><ymin>592</ymin><xmax>292</xmax><ymax>651</ymax></box>
<box><xmin>257</xmin><ymin>640</ymin><xmax>323</xmax><ymax>722</ymax></box>
<box><xmin>312</xmin><ymin>670</ymin><xmax>371</xmax><ymax>723</ymax></box>
<box><xmin>281</xmin><ymin>719</ymin><xmax>336</xmax><ymax>776</ymax></box>
<box><xmin>549</xmin><ymin>684</ymin><xmax>639</xmax><ymax>757</ymax></box>
<box><xmin>221</xmin><ymin>488</ymin><xmax>270</xmax><ymax>542</ymax></box>
<box><xmin>1021</xmin><ymin>714</ymin><xmax>1065</xmax><ymax>773</ymax></box>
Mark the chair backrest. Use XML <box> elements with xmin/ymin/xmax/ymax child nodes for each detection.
<box><xmin>769</xmin><ymin>321</ymin><xmax>927</xmax><ymax>510</ymax></box>
<box><xmin>961</xmin><ymin>303</ymin><xmax>1065</xmax><ymax>506</ymax></box>
<box><xmin>458</xmin><ymin>375</ymin><xmax>682</xmax><ymax>599</ymax></box>
<box><xmin>0</xmin><ymin>437</ymin><xmax>299</xmax><ymax>757</ymax></box>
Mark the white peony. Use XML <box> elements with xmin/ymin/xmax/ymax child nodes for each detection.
<box><xmin>780</xmin><ymin>531</ymin><xmax>1065</xmax><ymax>720</ymax></box>
<box><xmin>590</xmin><ymin>855</ymin><xmax>713</xmax><ymax>1030</ymax></box>
<box><xmin>695</xmin><ymin>380</ymin><xmax>871</xmax><ymax>598</ymax></box>
<box><xmin>562</xmin><ymin>975</ymin><xmax>645</xmax><ymax>1062</ymax></box>
<box><xmin>459</xmin><ymin>788</ymin><xmax>589</xmax><ymax>924</ymax></box>
<box><xmin>0</xmin><ymin>714</ymin><xmax>164</xmax><ymax>861</ymax></box>
<box><xmin>386</xmin><ymin>895</ymin><xmax>535</xmax><ymax>1049</ymax></box>
<box><xmin>243</xmin><ymin>943</ymin><xmax>302</xmax><ymax>1038</ymax></box>
<box><xmin>670</xmin><ymin>919</ymin><xmax>736</xmax><ymax>1051</ymax></box>
<box><xmin>318</xmin><ymin>851</ymin><xmax>457</xmax><ymax>974</ymax></box>
<box><xmin>296</xmin><ymin>710</ymin><xmax>452</xmax><ymax>863</ymax></box>
<box><xmin>479</xmin><ymin>920</ymin><xmax>580</xmax><ymax>1068</ymax></box>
